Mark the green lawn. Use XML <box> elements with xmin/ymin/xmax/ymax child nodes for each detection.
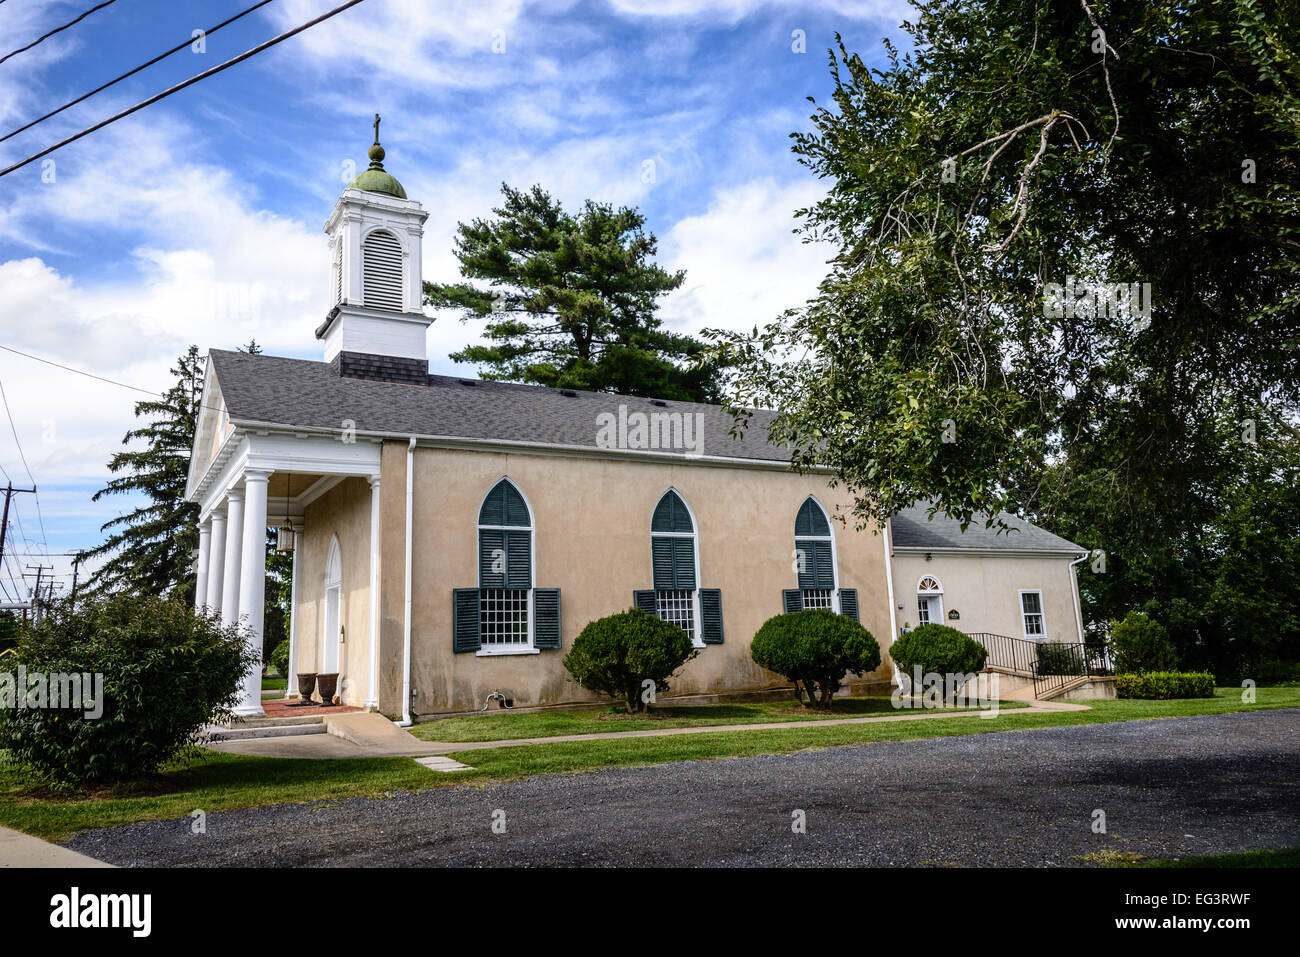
<box><xmin>1</xmin><ymin>686</ymin><xmax>1296</xmax><ymax>843</ymax></box>
<box><xmin>261</xmin><ymin>675</ymin><xmax>287</xmax><ymax>691</ymax></box>
<box><xmin>1104</xmin><ymin>846</ymin><xmax>1300</xmax><ymax>868</ymax></box>
<box><xmin>408</xmin><ymin>695</ymin><xmax>1025</xmax><ymax>742</ymax></box>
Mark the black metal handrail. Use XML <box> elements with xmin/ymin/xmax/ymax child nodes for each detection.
<box><xmin>967</xmin><ymin>632</ymin><xmax>1111</xmax><ymax>699</ymax></box>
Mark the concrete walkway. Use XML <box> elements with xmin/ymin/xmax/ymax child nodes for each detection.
<box><xmin>0</xmin><ymin>825</ymin><xmax>112</xmax><ymax>868</ymax></box>
<box><xmin>205</xmin><ymin>698</ymin><xmax>1090</xmax><ymax>760</ymax></box>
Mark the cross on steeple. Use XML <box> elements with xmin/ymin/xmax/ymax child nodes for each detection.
<box><xmin>373</xmin><ymin>113</ymin><xmax>381</xmax><ymax>146</ymax></box>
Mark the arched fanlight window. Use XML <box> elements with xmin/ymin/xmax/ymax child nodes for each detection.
<box><xmin>477</xmin><ymin>479</ymin><xmax>533</xmax><ymax>649</ymax></box>
<box><xmin>649</xmin><ymin>489</ymin><xmax>698</xmax><ymax>641</ymax></box>
<box><xmin>916</xmin><ymin>575</ymin><xmax>943</xmax><ymax>625</ymax></box>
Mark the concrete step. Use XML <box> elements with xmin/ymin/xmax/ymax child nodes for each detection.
<box><xmin>206</xmin><ymin>722</ymin><xmax>328</xmax><ymax>742</ymax></box>
<box><xmin>217</xmin><ymin>714</ymin><xmax>325</xmax><ymax>729</ymax></box>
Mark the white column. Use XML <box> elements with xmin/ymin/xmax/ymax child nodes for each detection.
<box><xmin>206</xmin><ymin>508</ymin><xmax>227</xmax><ymax>612</ymax></box>
<box><xmin>286</xmin><ymin>528</ymin><xmax>303</xmax><ymax>697</ymax></box>
<box><xmin>195</xmin><ymin>518</ymin><xmax>211</xmax><ymax>613</ymax></box>
<box><xmin>220</xmin><ymin>490</ymin><xmax>245</xmax><ymax>627</ymax></box>
<box><xmin>365</xmin><ymin>475</ymin><xmax>381</xmax><ymax>710</ymax></box>
<box><xmin>235</xmin><ymin>470</ymin><xmax>270</xmax><ymax>716</ymax></box>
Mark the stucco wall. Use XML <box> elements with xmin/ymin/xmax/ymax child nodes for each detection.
<box><xmin>890</xmin><ymin>551</ymin><xmax>1082</xmax><ymax>643</ymax></box>
<box><xmin>362</xmin><ymin>446</ymin><xmax>894</xmax><ymax>717</ymax></box>
<box><xmin>295</xmin><ymin>477</ymin><xmax>375</xmax><ymax>706</ymax></box>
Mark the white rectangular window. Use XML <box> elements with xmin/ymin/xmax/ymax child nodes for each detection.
<box><xmin>1021</xmin><ymin>590</ymin><xmax>1045</xmax><ymax>637</ymax></box>
<box><xmin>802</xmin><ymin>588</ymin><xmax>833</xmax><ymax>610</ymax></box>
<box><xmin>656</xmin><ymin>589</ymin><xmax>695</xmax><ymax>640</ymax></box>
<box><xmin>481</xmin><ymin>588</ymin><xmax>529</xmax><ymax>646</ymax></box>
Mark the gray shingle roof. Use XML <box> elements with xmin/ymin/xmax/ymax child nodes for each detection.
<box><xmin>208</xmin><ymin>350</ymin><xmax>788</xmax><ymax>463</ymax></box>
<box><xmin>890</xmin><ymin>503</ymin><xmax>1083</xmax><ymax>553</ymax></box>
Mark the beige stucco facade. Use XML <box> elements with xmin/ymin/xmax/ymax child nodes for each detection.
<box><xmin>290</xmin><ymin>442</ymin><xmax>895</xmax><ymax>716</ymax></box>
<box><xmin>890</xmin><ymin>551</ymin><xmax>1083</xmax><ymax>644</ymax></box>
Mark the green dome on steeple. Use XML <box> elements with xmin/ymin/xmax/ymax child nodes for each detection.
<box><xmin>347</xmin><ymin>114</ymin><xmax>406</xmax><ymax>199</ymax></box>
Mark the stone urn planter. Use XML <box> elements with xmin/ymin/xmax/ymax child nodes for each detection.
<box><xmin>296</xmin><ymin>673</ymin><xmax>317</xmax><ymax>705</ymax></box>
<box><xmin>315</xmin><ymin>672</ymin><xmax>339</xmax><ymax>705</ymax></box>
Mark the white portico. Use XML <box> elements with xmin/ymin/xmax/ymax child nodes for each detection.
<box><xmin>185</xmin><ymin>118</ymin><xmax>425</xmax><ymax>716</ymax></box>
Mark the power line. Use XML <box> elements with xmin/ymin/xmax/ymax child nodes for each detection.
<box><xmin>0</xmin><ymin>0</ymin><xmax>277</xmax><ymax>145</ymax></box>
<box><xmin>0</xmin><ymin>0</ymin><xmax>370</xmax><ymax>179</ymax></box>
<box><xmin>0</xmin><ymin>1</ymin><xmax>119</xmax><ymax>68</ymax></box>
<box><xmin>0</xmin><ymin>378</ymin><xmax>48</xmax><ymax>553</ymax></box>
<box><xmin>0</xmin><ymin>345</ymin><xmax>160</xmax><ymax>396</ymax></box>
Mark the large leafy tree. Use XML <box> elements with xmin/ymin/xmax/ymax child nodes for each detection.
<box><xmin>426</xmin><ymin>183</ymin><xmax>722</xmax><ymax>402</ymax></box>
<box><xmin>79</xmin><ymin>346</ymin><xmax>204</xmax><ymax>603</ymax></box>
<box><xmin>709</xmin><ymin>0</ymin><xmax>1299</xmax><ymax>674</ymax></box>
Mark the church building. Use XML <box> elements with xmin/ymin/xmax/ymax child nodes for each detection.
<box><xmin>184</xmin><ymin>127</ymin><xmax>1088</xmax><ymax>720</ymax></box>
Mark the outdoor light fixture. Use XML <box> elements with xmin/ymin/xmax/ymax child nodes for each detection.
<box><xmin>275</xmin><ymin>474</ymin><xmax>295</xmax><ymax>552</ymax></box>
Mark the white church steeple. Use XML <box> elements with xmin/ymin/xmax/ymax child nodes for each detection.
<box><xmin>318</xmin><ymin>116</ymin><xmax>431</xmax><ymax>384</ymax></box>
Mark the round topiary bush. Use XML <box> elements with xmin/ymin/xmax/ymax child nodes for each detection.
<box><xmin>0</xmin><ymin>594</ymin><xmax>258</xmax><ymax>786</ymax></box>
<box><xmin>889</xmin><ymin>623</ymin><xmax>988</xmax><ymax>682</ymax></box>
<box><xmin>562</xmin><ymin>609</ymin><xmax>698</xmax><ymax>713</ymax></box>
<box><xmin>749</xmin><ymin>609</ymin><xmax>881</xmax><ymax>708</ymax></box>
<box><xmin>1108</xmin><ymin>611</ymin><xmax>1177</xmax><ymax>674</ymax></box>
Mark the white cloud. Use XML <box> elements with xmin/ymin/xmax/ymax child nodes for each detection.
<box><xmin>658</xmin><ymin>177</ymin><xmax>831</xmax><ymax>334</ymax></box>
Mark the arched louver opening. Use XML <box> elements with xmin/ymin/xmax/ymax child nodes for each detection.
<box><xmin>362</xmin><ymin>229</ymin><xmax>403</xmax><ymax>310</ymax></box>
<box><xmin>649</xmin><ymin>490</ymin><xmax>698</xmax><ymax>640</ymax></box>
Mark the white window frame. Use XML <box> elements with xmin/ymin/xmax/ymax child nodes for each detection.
<box><xmin>916</xmin><ymin>575</ymin><xmax>943</xmax><ymax>625</ymax></box>
<box><xmin>652</xmin><ymin>488</ymin><xmax>704</xmax><ymax>648</ymax></box>
<box><xmin>1019</xmin><ymin>588</ymin><xmax>1046</xmax><ymax>639</ymax></box>
<box><xmin>796</xmin><ymin>496</ymin><xmax>843</xmax><ymax>613</ymax></box>
<box><xmin>475</xmin><ymin>478</ymin><xmax>539</xmax><ymax>656</ymax></box>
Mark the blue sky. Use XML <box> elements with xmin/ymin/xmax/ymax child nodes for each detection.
<box><xmin>0</xmin><ymin>0</ymin><xmax>910</xmax><ymax>595</ymax></box>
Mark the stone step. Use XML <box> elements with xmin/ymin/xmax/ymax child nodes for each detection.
<box><xmin>206</xmin><ymin>722</ymin><xmax>328</xmax><ymax>742</ymax></box>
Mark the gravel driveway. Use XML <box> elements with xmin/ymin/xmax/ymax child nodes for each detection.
<box><xmin>67</xmin><ymin>709</ymin><xmax>1300</xmax><ymax>867</ymax></box>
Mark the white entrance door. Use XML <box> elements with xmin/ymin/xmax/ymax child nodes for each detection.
<box><xmin>917</xmin><ymin>594</ymin><xmax>943</xmax><ymax>625</ymax></box>
<box><xmin>322</xmin><ymin>584</ymin><xmax>341</xmax><ymax>673</ymax></box>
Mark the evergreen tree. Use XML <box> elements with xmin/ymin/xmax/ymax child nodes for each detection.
<box><xmin>79</xmin><ymin>346</ymin><xmax>204</xmax><ymax>603</ymax></box>
<box><xmin>426</xmin><ymin>183</ymin><xmax>722</xmax><ymax>402</ymax></box>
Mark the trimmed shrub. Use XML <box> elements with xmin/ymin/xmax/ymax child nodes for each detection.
<box><xmin>1109</xmin><ymin>611</ymin><xmax>1177</xmax><ymax>674</ymax></box>
<box><xmin>1036</xmin><ymin>641</ymin><xmax>1086</xmax><ymax>676</ymax></box>
<box><xmin>750</xmin><ymin>609</ymin><xmax>881</xmax><ymax>707</ymax></box>
<box><xmin>0</xmin><ymin>594</ymin><xmax>257</xmax><ymax>785</ymax></box>
<box><xmin>562</xmin><ymin>609</ymin><xmax>697</xmax><ymax>713</ymax></box>
<box><xmin>269</xmin><ymin>639</ymin><xmax>290</xmax><ymax>678</ymax></box>
<box><xmin>889</xmin><ymin>623</ymin><xmax>988</xmax><ymax>681</ymax></box>
<box><xmin>1115</xmin><ymin>671</ymin><xmax>1215</xmax><ymax>699</ymax></box>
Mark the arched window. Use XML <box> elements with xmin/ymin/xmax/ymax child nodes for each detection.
<box><xmin>650</xmin><ymin>489</ymin><xmax>699</xmax><ymax>641</ymax></box>
<box><xmin>916</xmin><ymin>575</ymin><xmax>943</xmax><ymax>625</ymax></box>
<box><xmin>321</xmin><ymin>535</ymin><xmax>342</xmax><ymax>674</ymax></box>
<box><xmin>362</xmin><ymin>229</ymin><xmax>403</xmax><ymax>310</ymax></box>
<box><xmin>794</xmin><ymin>497</ymin><xmax>836</xmax><ymax>610</ymax></box>
<box><xmin>477</xmin><ymin>479</ymin><xmax>532</xmax><ymax>649</ymax></box>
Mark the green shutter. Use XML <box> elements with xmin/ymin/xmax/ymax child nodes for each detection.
<box><xmin>479</xmin><ymin>529</ymin><xmax>505</xmax><ymax>587</ymax></box>
<box><xmin>700</xmin><ymin>589</ymin><xmax>723</xmax><ymax>644</ymax></box>
<box><xmin>633</xmin><ymin>590</ymin><xmax>658</xmax><ymax>615</ymax></box>
<box><xmin>652</xmin><ymin>490</ymin><xmax>693</xmax><ymax>532</ymax></box>
<box><xmin>453</xmin><ymin>588</ymin><xmax>481</xmax><ymax>653</ymax></box>
<box><xmin>506</xmin><ymin>530</ymin><xmax>531</xmax><ymax>588</ymax></box>
<box><xmin>479</xmin><ymin>479</ymin><xmax>530</xmax><ymax>527</ymax></box>
<box><xmin>814</xmin><ymin>541</ymin><xmax>834</xmax><ymax>589</ymax></box>
<box><xmin>839</xmin><ymin>588</ymin><xmax>859</xmax><ymax>621</ymax></box>
<box><xmin>652</xmin><ymin>537</ymin><xmax>674</xmax><ymax>589</ymax></box>
<box><xmin>534</xmin><ymin>588</ymin><xmax>561</xmax><ymax>648</ymax></box>
<box><xmin>783</xmin><ymin>589</ymin><xmax>803</xmax><ymax>614</ymax></box>
<box><xmin>672</xmin><ymin>537</ymin><xmax>696</xmax><ymax>589</ymax></box>
<box><xmin>795</xmin><ymin>497</ymin><xmax>830</xmax><ymax>536</ymax></box>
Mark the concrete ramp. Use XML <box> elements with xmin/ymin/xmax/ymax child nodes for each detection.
<box><xmin>324</xmin><ymin>712</ymin><xmax>431</xmax><ymax>751</ymax></box>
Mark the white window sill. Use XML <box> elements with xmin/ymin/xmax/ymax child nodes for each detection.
<box><xmin>475</xmin><ymin>646</ymin><xmax>540</xmax><ymax>657</ymax></box>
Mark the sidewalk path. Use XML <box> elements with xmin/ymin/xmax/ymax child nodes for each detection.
<box><xmin>0</xmin><ymin>825</ymin><xmax>113</xmax><ymax>868</ymax></box>
<box><xmin>205</xmin><ymin>698</ymin><xmax>1090</xmax><ymax>760</ymax></box>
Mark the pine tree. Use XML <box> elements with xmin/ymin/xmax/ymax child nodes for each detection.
<box><xmin>426</xmin><ymin>183</ymin><xmax>723</xmax><ymax>402</ymax></box>
<box><xmin>78</xmin><ymin>346</ymin><xmax>204</xmax><ymax>602</ymax></box>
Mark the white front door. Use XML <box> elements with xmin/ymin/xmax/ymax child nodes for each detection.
<box><xmin>917</xmin><ymin>594</ymin><xmax>943</xmax><ymax>625</ymax></box>
<box><xmin>322</xmin><ymin>584</ymin><xmax>341</xmax><ymax>673</ymax></box>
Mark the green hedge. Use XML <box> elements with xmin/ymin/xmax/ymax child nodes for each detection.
<box><xmin>1115</xmin><ymin>671</ymin><xmax>1215</xmax><ymax>699</ymax></box>
<box><xmin>889</xmin><ymin>623</ymin><xmax>988</xmax><ymax>677</ymax></box>
<box><xmin>750</xmin><ymin>610</ymin><xmax>880</xmax><ymax>707</ymax></box>
<box><xmin>562</xmin><ymin>609</ymin><xmax>697</xmax><ymax>713</ymax></box>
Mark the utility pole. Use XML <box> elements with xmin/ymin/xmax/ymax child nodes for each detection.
<box><xmin>24</xmin><ymin>563</ymin><xmax>51</xmax><ymax>624</ymax></box>
<box><xmin>0</xmin><ymin>482</ymin><xmax>37</xmax><ymax>571</ymax></box>
<box><xmin>70</xmin><ymin>553</ymin><xmax>81</xmax><ymax>605</ymax></box>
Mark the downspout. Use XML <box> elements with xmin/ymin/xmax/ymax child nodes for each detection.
<box><xmin>882</xmin><ymin>518</ymin><xmax>901</xmax><ymax>689</ymax></box>
<box><xmin>1068</xmin><ymin>551</ymin><xmax>1088</xmax><ymax>646</ymax></box>
<box><xmin>397</xmin><ymin>437</ymin><xmax>416</xmax><ymax>726</ymax></box>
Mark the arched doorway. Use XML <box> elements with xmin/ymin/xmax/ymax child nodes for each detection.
<box><xmin>322</xmin><ymin>535</ymin><xmax>342</xmax><ymax>674</ymax></box>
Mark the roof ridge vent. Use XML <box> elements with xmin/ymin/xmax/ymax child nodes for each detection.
<box><xmin>650</xmin><ymin>399</ymin><xmax>668</xmax><ymax>407</ymax></box>
<box><xmin>560</xmin><ymin>389</ymin><xmax>577</xmax><ymax>397</ymax></box>
<box><xmin>458</xmin><ymin>379</ymin><xmax>477</xmax><ymax>386</ymax></box>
